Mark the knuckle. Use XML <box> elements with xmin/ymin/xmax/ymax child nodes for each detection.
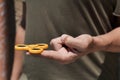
<box><xmin>51</xmin><ymin>39</ymin><xmax>56</xmax><ymax>42</ymax></box>
<box><xmin>50</xmin><ymin>39</ymin><xmax>56</xmax><ymax>44</ymax></box>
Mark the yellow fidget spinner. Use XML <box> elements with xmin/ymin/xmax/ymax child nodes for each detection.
<box><xmin>15</xmin><ymin>43</ymin><xmax>48</xmax><ymax>54</ymax></box>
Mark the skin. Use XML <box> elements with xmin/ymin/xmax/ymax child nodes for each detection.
<box><xmin>40</xmin><ymin>27</ymin><xmax>120</xmax><ymax>64</ymax></box>
<box><xmin>10</xmin><ymin>26</ymin><xmax>25</xmax><ymax>80</ymax></box>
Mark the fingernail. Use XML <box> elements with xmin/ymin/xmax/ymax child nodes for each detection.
<box><xmin>26</xmin><ymin>52</ymin><xmax>30</xmax><ymax>55</ymax></box>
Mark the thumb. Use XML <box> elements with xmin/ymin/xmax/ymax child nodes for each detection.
<box><xmin>61</xmin><ymin>34</ymin><xmax>78</xmax><ymax>49</ymax></box>
<box><xmin>61</xmin><ymin>34</ymin><xmax>93</xmax><ymax>51</ymax></box>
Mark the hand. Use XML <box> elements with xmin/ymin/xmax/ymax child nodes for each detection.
<box><xmin>41</xmin><ymin>34</ymin><xmax>93</xmax><ymax>64</ymax></box>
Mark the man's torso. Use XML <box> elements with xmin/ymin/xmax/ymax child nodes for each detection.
<box><xmin>24</xmin><ymin>0</ymin><xmax>118</xmax><ymax>80</ymax></box>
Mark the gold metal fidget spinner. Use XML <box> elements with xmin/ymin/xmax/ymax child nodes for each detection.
<box><xmin>15</xmin><ymin>43</ymin><xmax>48</xmax><ymax>54</ymax></box>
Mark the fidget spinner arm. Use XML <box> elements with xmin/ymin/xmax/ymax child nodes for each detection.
<box><xmin>15</xmin><ymin>43</ymin><xmax>48</xmax><ymax>54</ymax></box>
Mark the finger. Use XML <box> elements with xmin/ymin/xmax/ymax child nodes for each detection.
<box><xmin>41</xmin><ymin>48</ymin><xmax>77</xmax><ymax>64</ymax></box>
<box><xmin>61</xmin><ymin>34</ymin><xmax>93</xmax><ymax>51</ymax></box>
<box><xmin>50</xmin><ymin>37</ymin><xmax>63</xmax><ymax>51</ymax></box>
<box><xmin>61</xmin><ymin>34</ymin><xmax>77</xmax><ymax>48</ymax></box>
<box><xmin>26</xmin><ymin>52</ymin><xmax>31</xmax><ymax>55</ymax></box>
<box><xmin>61</xmin><ymin>34</ymin><xmax>80</xmax><ymax>49</ymax></box>
<box><xmin>61</xmin><ymin>34</ymin><xmax>73</xmax><ymax>43</ymax></box>
<box><xmin>41</xmin><ymin>48</ymin><xmax>66</xmax><ymax>61</ymax></box>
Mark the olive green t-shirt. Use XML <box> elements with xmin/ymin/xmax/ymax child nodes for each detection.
<box><xmin>23</xmin><ymin>0</ymin><xmax>120</xmax><ymax>80</ymax></box>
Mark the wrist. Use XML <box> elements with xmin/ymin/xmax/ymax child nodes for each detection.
<box><xmin>10</xmin><ymin>76</ymin><xmax>19</xmax><ymax>80</ymax></box>
<box><xmin>10</xmin><ymin>72</ymin><xmax>21</xmax><ymax>80</ymax></box>
<box><xmin>92</xmin><ymin>35</ymin><xmax>112</xmax><ymax>52</ymax></box>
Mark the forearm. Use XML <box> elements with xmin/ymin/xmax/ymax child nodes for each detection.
<box><xmin>11</xmin><ymin>51</ymin><xmax>24</xmax><ymax>80</ymax></box>
<box><xmin>93</xmin><ymin>27</ymin><xmax>120</xmax><ymax>52</ymax></box>
<box><xmin>11</xmin><ymin>26</ymin><xmax>25</xmax><ymax>80</ymax></box>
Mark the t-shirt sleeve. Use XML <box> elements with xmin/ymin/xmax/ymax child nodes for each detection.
<box><xmin>20</xmin><ymin>1</ymin><xmax>26</xmax><ymax>29</ymax></box>
<box><xmin>112</xmin><ymin>0</ymin><xmax>120</xmax><ymax>27</ymax></box>
<box><xmin>113</xmin><ymin>0</ymin><xmax>120</xmax><ymax>16</ymax></box>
